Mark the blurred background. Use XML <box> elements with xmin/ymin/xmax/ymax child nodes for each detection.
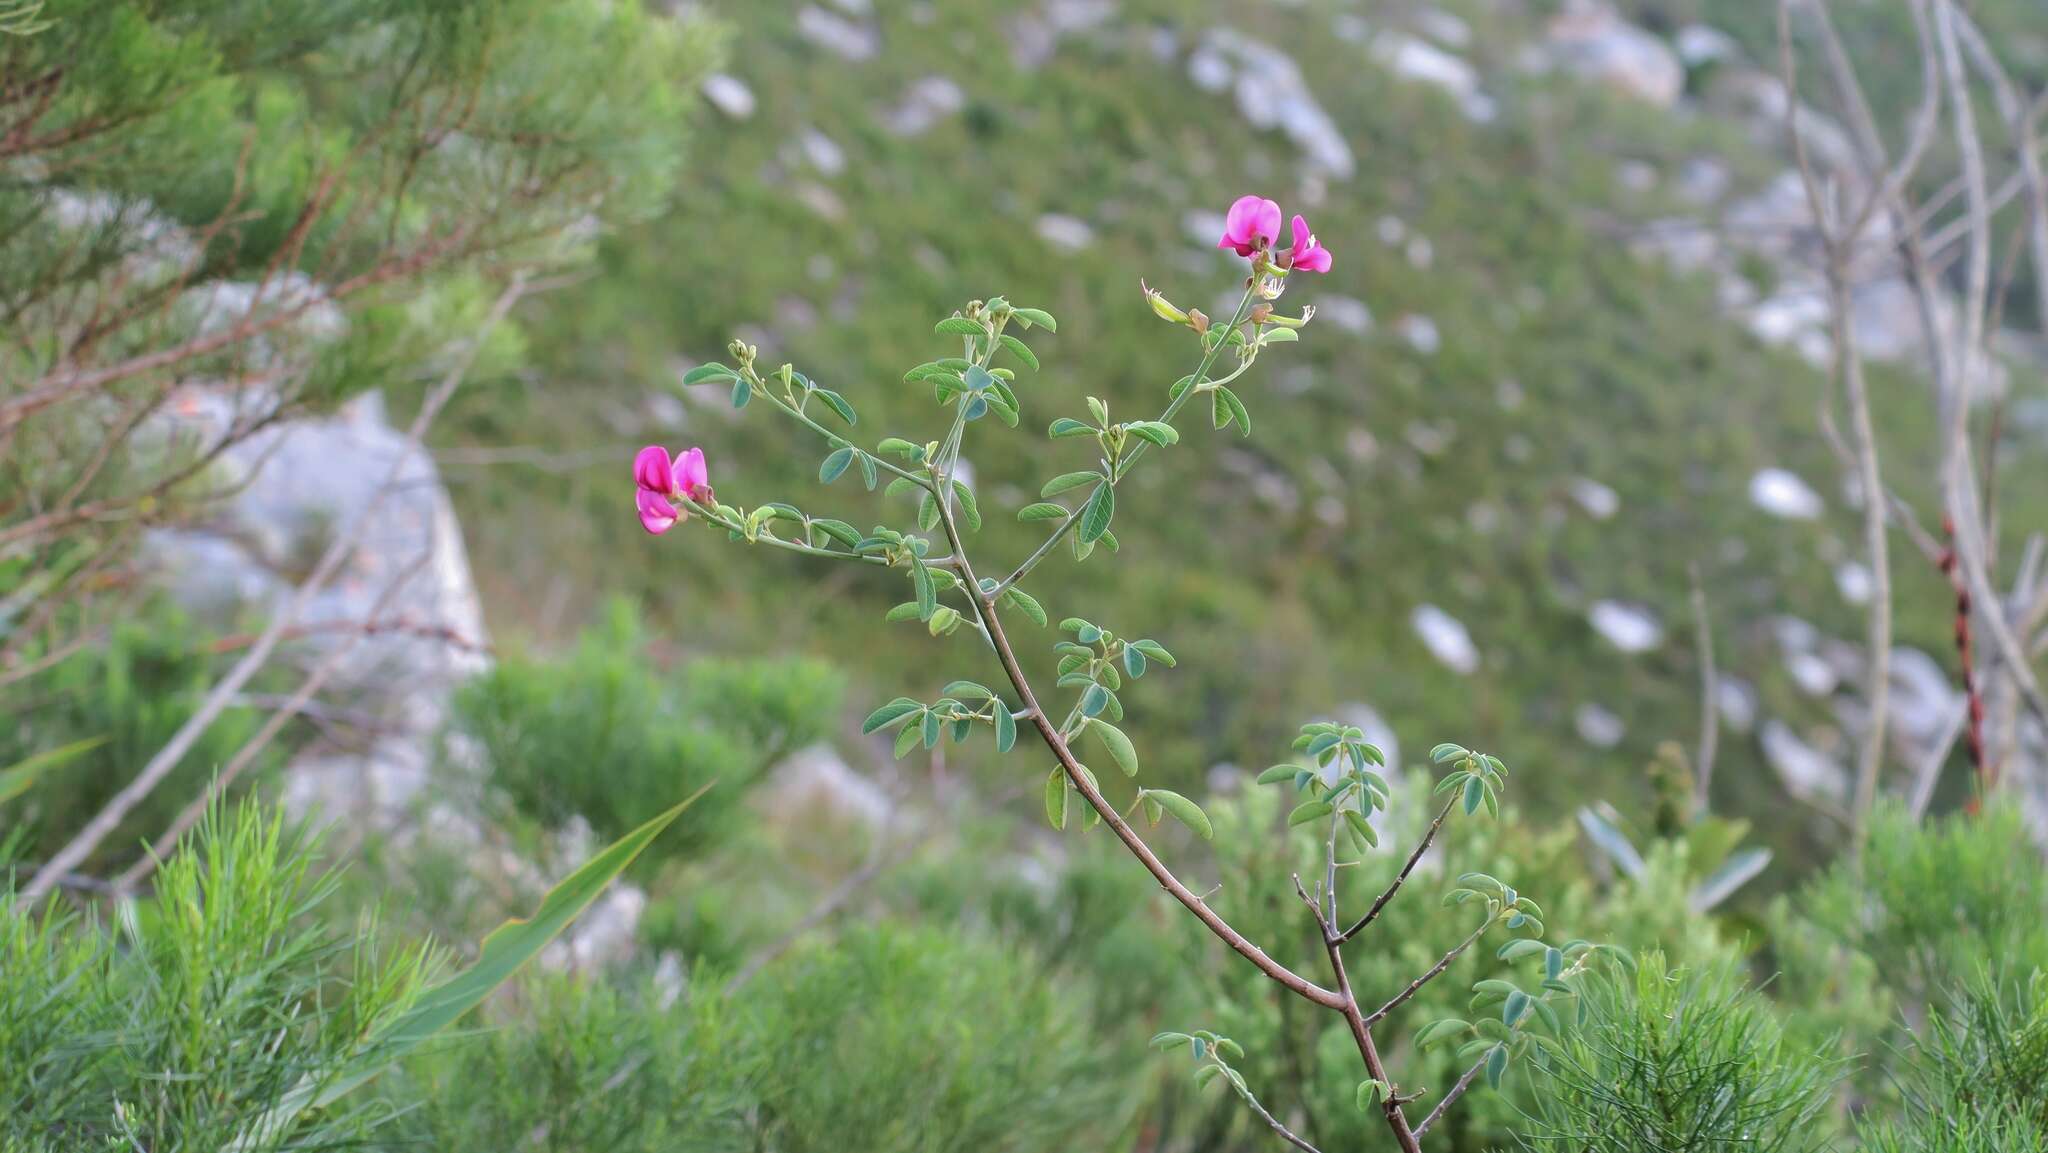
<box><xmin>5</xmin><ymin>1</ymin><xmax>2048</xmax><ymax>1150</ymax></box>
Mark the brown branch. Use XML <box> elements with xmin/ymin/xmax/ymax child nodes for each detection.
<box><xmin>934</xmin><ymin>498</ymin><xmax>1345</xmax><ymax>1009</ymax></box>
<box><xmin>1337</xmin><ymin>797</ymin><xmax>1455</xmax><ymax>944</ymax></box>
<box><xmin>1325</xmin><ymin>937</ymin><xmax>1424</xmax><ymax>1153</ymax></box>
<box><xmin>1361</xmin><ymin>920</ymin><xmax>1492</xmax><ymax>1028</ymax></box>
<box><xmin>1414</xmin><ymin>1055</ymin><xmax>1488</xmax><ymax>1138</ymax></box>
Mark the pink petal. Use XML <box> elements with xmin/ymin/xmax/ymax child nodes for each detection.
<box><xmin>636</xmin><ymin>489</ymin><xmax>679</xmax><ymax>535</ymax></box>
<box><xmin>672</xmin><ymin>446</ymin><xmax>709</xmax><ymax>499</ymax></box>
<box><xmin>1296</xmin><ymin>245</ymin><xmax>1332</xmax><ymax>274</ymax></box>
<box><xmin>1222</xmin><ymin>195</ymin><xmax>1282</xmax><ymax>251</ymax></box>
<box><xmin>633</xmin><ymin>445</ymin><xmax>674</xmax><ymax>493</ymax></box>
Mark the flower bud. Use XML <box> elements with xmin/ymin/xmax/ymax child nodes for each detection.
<box><xmin>1142</xmin><ymin>280</ymin><xmax>1189</xmax><ymax>326</ymax></box>
<box><xmin>1187</xmin><ymin>308</ymin><xmax>1210</xmax><ymax>335</ymax></box>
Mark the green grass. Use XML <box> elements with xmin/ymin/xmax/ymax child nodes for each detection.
<box><xmin>442</xmin><ymin>0</ymin><xmax>2045</xmax><ymax>879</ymax></box>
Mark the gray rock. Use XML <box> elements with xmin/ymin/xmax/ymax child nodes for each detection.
<box><xmin>1035</xmin><ymin>213</ymin><xmax>1095</xmax><ymax>251</ymax></box>
<box><xmin>1576</xmin><ymin>703</ymin><xmax>1626</xmax><ymax>748</ymax></box>
<box><xmin>1412</xmin><ymin>604</ymin><xmax>1480</xmax><ymax>674</ymax></box>
<box><xmin>1189</xmin><ymin>30</ymin><xmax>1355</xmax><ymax>179</ymax></box>
<box><xmin>1761</xmin><ymin>720</ymin><xmax>1850</xmax><ymax>806</ymax></box>
<box><xmin>1588</xmin><ymin>600</ymin><xmax>1664</xmax><ymax>653</ymax></box>
<box><xmin>702</xmin><ymin>73</ymin><xmax>756</xmax><ymax>119</ymax></box>
<box><xmin>1544</xmin><ymin>1</ymin><xmax>1683</xmax><ymax>107</ymax></box>
<box><xmin>1749</xmin><ymin>467</ymin><xmax>1825</xmax><ymax>520</ymax></box>
<box><xmin>883</xmin><ymin>75</ymin><xmax>966</xmax><ymax>137</ymax></box>
<box><xmin>797</xmin><ymin>5</ymin><xmax>879</xmax><ymax>61</ymax></box>
<box><xmin>1569</xmin><ymin>477</ymin><xmax>1620</xmax><ymax>519</ymax></box>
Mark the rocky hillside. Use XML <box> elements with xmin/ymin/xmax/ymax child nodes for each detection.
<box><xmin>417</xmin><ymin>0</ymin><xmax>2048</xmax><ymax>874</ymax></box>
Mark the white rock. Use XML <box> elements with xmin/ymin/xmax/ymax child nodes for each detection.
<box><xmin>1835</xmin><ymin>561</ymin><xmax>1873</xmax><ymax>605</ymax></box>
<box><xmin>1576</xmin><ymin>703</ymin><xmax>1626</xmax><ymax>748</ymax></box>
<box><xmin>1317</xmin><ymin>294</ymin><xmax>1374</xmax><ymax>335</ymax></box>
<box><xmin>702</xmin><ymin>73</ymin><xmax>756</xmax><ymax>119</ymax></box>
<box><xmin>1397</xmin><ymin>314</ymin><xmax>1441</xmax><ymax>354</ymax></box>
<box><xmin>1412</xmin><ymin>604</ymin><xmax>1480</xmax><ymax>674</ymax></box>
<box><xmin>1749</xmin><ymin>467</ymin><xmax>1825</xmax><ymax>520</ymax></box>
<box><xmin>1677</xmin><ymin>155</ymin><xmax>1731</xmax><ymax>205</ymax></box>
<box><xmin>1035</xmin><ymin>213</ymin><xmax>1095</xmax><ymax>251</ymax></box>
<box><xmin>1416</xmin><ymin>7</ymin><xmax>1472</xmax><ymax>49</ymax></box>
<box><xmin>1192</xmin><ymin>31</ymin><xmax>1355</xmax><ymax>179</ymax></box>
<box><xmin>1716</xmin><ymin>675</ymin><xmax>1759</xmax><ymax>733</ymax></box>
<box><xmin>1675</xmin><ymin>24</ymin><xmax>1739</xmax><ymax>67</ymax></box>
<box><xmin>797</xmin><ymin>5</ymin><xmax>879</xmax><ymax>60</ymax></box>
<box><xmin>1786</xmin><ymin>650</ymin><xmax>1840</xmax><ymax>697</ymax></box>
<box><xmin>1761</xmin><ymin>720</ymin><xmax>1850</xmax><ymax>805</ymax></box>
<box><xmin>1544</xmin><ymin>1</ymin><xmax>1684</xmax><ymax>107</ymax></box>
<box><xmin>797</xmin><ymin>127</ymin><xmax>846</xmax><ymax>175</ymax></box>
<box><xmin>1569</xmin><ymin>477</ymin><xmax>1620</xmax><ymax>519</ymax></box>
<box><xmin>1888</xmin><ymin>647</ymin><xmax>1963</xmax><ymax>747</ymax></box>
<box><xmin>883</xmin><ymin>75</ymin><xmax>966</xmax><ymax>137</ymax></box>
<box><xmin>1371</xmin><ymin>32</ymin><xmax>1479</xmax><ymax>100</ymax></box>
<box><xmin>1588</xmin><ymin>600</ymin><xmax>1664</xmax><ymax>653</ymax></box>
<box><xmin>770</xmin><ymin>743</ymin><xmax>894</xmax><ymax>828</ymax></box>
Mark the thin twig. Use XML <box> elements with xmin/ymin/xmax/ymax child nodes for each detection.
<box><xmin>21</xmin><ymin>274</ymin><xmax>527</xmax><ymax>901</ymax></box>
<box><xmin>1689</xmin><ymin>564</ymin><xmax>1719</xmax><ymax>814</ymax></box>
<box><xmin>1362</xmin><ymin>920</ymin><xmax>1492</xmax><ymax>1028</ymax></box>
<box><xmin>1337</xmin><ymin>798</ymin><xmax>1454</xmax><ymax>944</ymax></box>
<box><xmin>1414</xmin><ymin>1055</ymin><xmax>1488</xmax><ymax>1138</ymax></box>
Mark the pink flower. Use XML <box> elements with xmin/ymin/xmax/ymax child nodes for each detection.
<box><xmin>631</xmin><ymin>445</ymin><xmax>712</xmax><ymax>535</ymax></box>
<box><xmin>637</xmin><ymin>489</ymin><xmax>680</xmax><ymax>536</ymax></box>
<box><xmin>1216</xmin><ymin>195</ymin><xmax>1282</xmax><ymax>257</ymax></box>
<box><xmin>632</xmin><ymin>445</ymin><xmax>712</xmax><ymax>500</ymax></box>
<box><xmin>1284</xmin><ymin>215</ymin><xmax>1332</xmax><ymax>273</ymax></box>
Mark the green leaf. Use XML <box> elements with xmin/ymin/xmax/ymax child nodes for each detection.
<box><xmin>861</xmin><ymin>698</ymin><xmax>924</xmax><ymax>734</ymax></box>
<box><xmin>893</xmin><ymin>724</ymin><xmax>922</xmax><ymax>759</ymax></box>
<box><xmin>1080</xmin><ymin>683</ymin><xmax>1109</xmax><ymax>718</ymax></box>
<box><xmin>1484</xmin><ymin>1046</ymin><xmax>1508</xmax><ymax>1089</ymax></box>
<box><xmin>921</xmin><ymin>710</ymin><xmax>942</xmax><ymax>749</ymax></box>
<box><xmin>225</xmin><ymin>785</ymin><xmax>711</xmax><ymax>1150</ymax></box>
<box><xmin>1018</xmin><ymin>501</ymin><xmax>1069</xmax><ymax>522</ymax></box>
<box><xmin>913</xmin><ymin>562</ymin><xmax>936</xmax><ymax>620</ymax></box>
<box><xmin>1125</xmin><ymin>420</ymin><xmax>1179</xmax><ymax>446</ymax></box>
<box><xmin>995</xmin><ymin>705</ymin><xmax>1018</xmax><ymax>753</ymax></box>
<box><xmin>1041</xmin><ymin>471</ymin><xmax>1099</xmax><ymax>496</ymax></box>
<box><xmin>1048</xmin><ymin>417</ymin><xmax>1096</xmax><ymax>439</ymax></box>
<box><xmin>1146</xmin><ymin>789</ymin><xmax>1212</xmax><ymax>840</ymax></box>
<box><xmin>819</xmin><ymin>446</ymin><xmax>854</xmax><ymax>483</ymax></box>
<box><xmin>1122</xmin><ymin>645</ymin><xmax>1146</xmax><ymax>678</ymax></box>
<box><xmin>1288</xmin><ymin>799</ymin><xmax>1335</xmax><ymax>827</ymax></box>
<box><xmin>1497</xmin><ymin>938</ymin><xmax>1548</xmax><ymax>962</ymax></box>
<box><xmin>1463</xmin><ymin>775</ymin><xmax>1484</xmax><ymax>815</ymax></box>
<box><xmin>681</xmin><ymin>362</ymin><xmax>736</xmax><ymax>385</ymax></box>
<box><xmin>1149</xmin><ymin>1031</ymin><xmax>1192</xmax><ymax>1052</ymax></box>
<box><xmin>935</xmin><ymin>316</ymin><xmax>984</xmax><ymax>336</ymax></box>
<box><xmin>1413</xmin><ymin>1019</ymin><xmax>1471</xmax><ymax>1049</ymax></box>
<box><xmin>1503</xmin><ymin>990</ymin><xmax>1530</xmax><ymax>1025</ymax></box>
<box><xmin>1217</xmin><ymin>383</ymin><xmax>1256</xmax><ymax>437</ymax></box>
<box><xmin>1356</xmin><ymin>1079</ymin><xmax>1387</xmax><ymax>1111</ymax></box>
<box><xmin>1044</xmin><ymin>769</ymin><xmax>1068</xmax><ymax>830</ymax></box>
<box><xmin>731</xmin><ymin>376</ymin><xmax>752</xmax><ymax>408</ymax></box>
<box><xmin>1343</xmin><ymin>807</ymin><xmax>1379</xmax><ymax>848</ymax></box>
<box><xmin>1090</xmin><ymin>719</ymin><xmax>1139</xmax><ymax>777</ymax></box>
<box><xmin>1256</xmin><ymin>765</ymin><xmax>1298</xmax><ymax>785</ymax></box>
<box><xmin>999</xmin><ymin>333</ymin><xmax>1039</xmax><ymax>371</ymax></box>
<box><xmin>877</xmin><ymin>437</ymin><xmax>925</xmax><ymax>460</ymax></box>
<box><xmin>1010</xmin><ymin>307</ymin><xmax>1057</xmax><ymax>331</ymax></box>
<box><xmin>815</xmin><ymin>388</ymin><xmax>858</xmax><ymax>425</ymax></box>
<box><xmin>952</xmin><ymin>480</ymin><xmax>981</xmax><ymax>532</ymax></box>
<box><xmin>942</xmin><ymin>680</ymin><xmax>992</xmax><ymax>699</ymax></box>
<box><xmin>1131</xmin><ymin>638</ymin><xmax>1176</xmax><ymax>667</ymax></box>
<box><xmin>0</xmin><ymin>736</ymin><xmax>107</xmax><ymax>807</ymax></box>
<box><xmin>1078</xmin><ymin>483</ymin><xmax>1114</xmax><ymax>544</ymax></box>
<box><xmin>1003</xmin><ymin>587</ymin><xmax>1047</xmax><ymax>627</ymax></box>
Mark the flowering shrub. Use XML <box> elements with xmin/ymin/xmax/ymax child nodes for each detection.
<box><xmin>640</xmin><ymin>198</ymin><xmax>1621</xmax><ymax>1151</ymax></box>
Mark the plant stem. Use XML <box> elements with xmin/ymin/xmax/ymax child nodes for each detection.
<box><xmin>1362</xmin><ymin>920</ymin><xmax>1492</xmax><ymax>1027</ymax></box>
<box><xmin>932</xmin><ymin>493</ymin><xmax>1346</xmax><ymax>1009</ymax></box>
<box><xmin>1337</xmin><ymin>798</ymin><xmax>1455</xmax><ymax>943</ymax></box>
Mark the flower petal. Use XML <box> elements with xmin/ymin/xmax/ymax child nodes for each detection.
<box><xmin>673</xmin><ymin>446</ymin><xmax>709</xmax><ymax>498</ymax></box>
<box><xmin>633</xmin><ymin>445</ymin><xmax>674</xmax><ymax>493</ymax></box>
<box><xmin>636</xmin><ymin>489</ymin><xmax>680</xmax><ymax>535</ymax></box>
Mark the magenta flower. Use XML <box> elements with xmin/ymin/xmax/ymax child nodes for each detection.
<box><xmin>1284</xmin><ymin>215</ymin><xmax>1332</xmax><ymax>273</ymax></box>
<box><xmin>632</xmin><ymin>445</ymin><xmax>712</xmax><ymax>535</ymax></box>
<box><xmin>637</xmin><ymin>489</ymin><xmax>681</xmax><ymax>535</ymax></box>
<box><xmin>1216</xmin><ymin>196</ymin><xmax>1282</xmax><ymax>257</ymax></box>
